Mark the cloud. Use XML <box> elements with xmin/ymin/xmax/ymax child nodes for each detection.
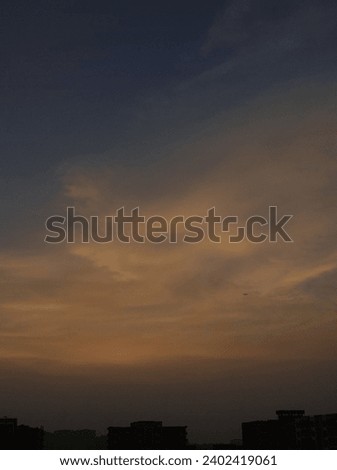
<box><xmin>1</xmin><ymin>78</ymin><xmax>335</xmax><ymax>369</ymax></box>
<box><xmin>201</xmin><ymin>0</ymin><xmax>337</xmax><ymax>56</ymax></box>
<box><xmin>201</xmin><ymin>0</ymin><xmax>253</xmax><ymax>54</ymax></box>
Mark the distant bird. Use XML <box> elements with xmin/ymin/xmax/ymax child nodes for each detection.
<box><xmin>242</xmin><ymin>293</ymin><xmax>248</xmax><ymax>296</ymax></box>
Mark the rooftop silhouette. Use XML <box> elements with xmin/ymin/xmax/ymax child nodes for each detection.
<box><xmin>108</xmin><ymin>421</ymin><xmax>188</xmax><ymax>450</ymax></box>
<box><xmin>242</xmin><ymin>410</ymin><xmax>337</xmax><ymax>450</ymax></box>
<box><xmin>2</xmin><ymin>410</ymin><xmax>337</xmax><ymax>449</ymax></box>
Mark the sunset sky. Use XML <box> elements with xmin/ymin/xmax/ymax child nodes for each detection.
<box><xmin>1</xmin><ymin>0</ymin><xmax>337</xmax><ymax>442</ymax></box>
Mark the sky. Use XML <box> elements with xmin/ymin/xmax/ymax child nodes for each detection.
<box><xmin>1</xmin><ymin>0</ymin><xmax>337</xmax><ymax>443</ymax></box>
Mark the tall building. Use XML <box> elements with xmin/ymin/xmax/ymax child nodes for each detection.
<box><xmin>108</xmin><ymin>421</ymin><xmax>187</xmax><ymax>449</ymax></box>
<box><xmin>242</xmin><ymin>410</ymin><xmax>337</xmax><ymax>449</ymax></box>
<box><xmin>0</xmin><ymin>417</ymin><xmax>43</xmax><ymax>449</ymax></box>
<box><xmin>0</xmin><ymin>418</ymin><xmax>17</xmax><ymax>449</ymax></box>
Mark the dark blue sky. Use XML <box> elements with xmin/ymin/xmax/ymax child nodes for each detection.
<box><xmin>1</xmin><ymin>1</ymin><xmax>219</xmax><ymax>174</ymax></box>
<box><xmin>1</xmin><ymin>0</ymin><xmax>336</xmax><ymax>178</ymax></box>
<box><xmin>1</xmin><ymin>0</ymin><xmax>337</xmax><ymax>249</ymax></box>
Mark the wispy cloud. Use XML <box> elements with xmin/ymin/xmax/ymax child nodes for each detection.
<box><xmin>1</xmin><ymin>79</ymin><xmax>335</xmax><ymax>369</ymax></box>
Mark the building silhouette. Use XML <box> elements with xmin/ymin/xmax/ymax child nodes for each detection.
<box><xmin>242</xmin><ymin>410</ymin><xmax>337</xmax><ymax>449</ymax></box>
<box><xmin>0</xmin><ymin>417</ymin><xmax>43</xmax><ymax>449</ymax></box>
<box><xmin>0</xmin><ymin>417</ymin><xmax>17</xmax><ymax>449</ymax></box>
<box><xmin>108</xmin><ymin>421</ymin><xmax>187</xmax><ymax>450</ymax></box>
<box><xmin>3</xmin><ymin>411</ymin><xmax>337</xmax><ymax>449</ymax></box>
<box><xmin>44</xmin><ymin>429</ymin><xmax>107</xmax><ymax>449</ymax></box>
